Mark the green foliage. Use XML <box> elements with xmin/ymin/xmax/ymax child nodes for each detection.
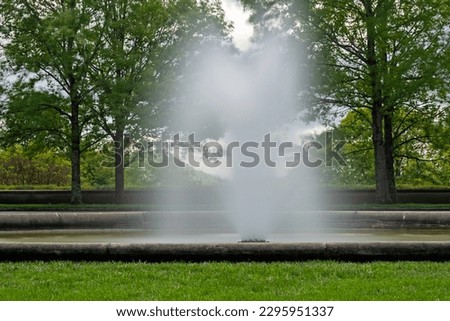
<box><xmin>325</xmin><ymin>108</ymin><xmax>450</xmax><ymax>188</ymax></box>
<box><xmin>80</xmin><ymin>143</ymin><xmax>221</xmax><ymax>189</ymax></box>
<box><xmin>0</xmin><ymin>0</ymin><xmax>232</xmax><ymax>196</ymax></box>
<box><xmin>1</xmin><ymin>90</ymin><xmax>71</xmax><ymax>149</ymax></box>
<box><xmin>0</xmin><ymin>261</ymin><xmax>449</xmax><ymax>300</ymax></box>
<box><xmin>0</xmin><ymin>0</ymin><xmax>112</xmax><ymax>202</ymax></box>
<box><xmin>0</xmin><ymin>145</ymin><xmax>70</xmax><ymax>187</ymax></box>
<box><xmin>0</xmin><ymin>0</ymin><xmax>108</xmax><ymax>152</ymax></box>
<box><xmin>0</xmin><ymin>139</ymin><xmax>221</xmax><ymax>190</ymax></box>
<box><xmin>318</xmin><ymin>115</ymin><xmax>376</xmax><ymax>187</ymax></box>
<box><xmin>243</xmin><ymin>0</ymin><xmax>449</xmax><ymax>195</ymax></box>
<box><xmin>80</xmin><ymin>150</ymin><xmax>115</xmax><ymax>189</ymax></box>
<box><xmin>304</xmin><ymin>0</ymin><xmax>450</xmax><ymax>115</ymax></box>
<box><xmin>85</xmin><ymin>0</ymin><xmax>231</xmax><ymax>197</ymax></box>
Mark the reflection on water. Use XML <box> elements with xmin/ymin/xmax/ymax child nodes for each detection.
<box><xmin>0</xmin><ymin>229</ymin><xmax>449</xmax><ymax>243</ymax></box>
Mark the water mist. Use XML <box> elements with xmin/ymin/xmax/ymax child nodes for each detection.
<box><xmin>161</xmin><ymin>35</ymin><xmax>322</xmax><ymax>242</ymax></box>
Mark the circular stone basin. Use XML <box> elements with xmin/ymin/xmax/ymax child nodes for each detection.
<box><xmin>0</xmin><ymin>211</ymin><xmax>449</xmax><ymax>262</ymax></box>
<box><xmin>0</xmin><ymin>228</ymin><xmax>449</xmax><ymax>243</ymax></box>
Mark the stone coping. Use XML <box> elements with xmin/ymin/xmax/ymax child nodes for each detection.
<box><xmin>0</xmin><ymin>211</ymin><xmax>449</xmax><ymax>230</ymax></box>
<box><xmin>0</xmin><ymin>241</ymin><xmax>449</xmax><ymax>262</ymax></box>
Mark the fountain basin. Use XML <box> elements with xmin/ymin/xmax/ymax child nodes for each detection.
<box><xmin>0</xmin><ymin>211</ymin><xmax>449</xmax><ymax>262</ymax></box>
<box><xmin>1</xmin><ymin>210</ymin><xmax>450</xmax><ymax>230</ymax></box>
<box><xmin>0</xmin><ymin>241</ymin><xmax>449</xmax><ymax>262</ymax></box>
<box><xmin>1</xmin><ymin>228</ymin><xmax>450</xmax><ymax>243</ymax></box>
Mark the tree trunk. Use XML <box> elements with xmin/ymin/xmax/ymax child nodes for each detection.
<box><xmin>371</xmin><ymin>109</ymin><xmax>391</xmax><ymax>203</ymax></box>
<box><xmin>366</xmin><ymin>0</ymin><xmax>392</xmax><ymax>203</ymax></box>
<box><xmin>67</xmin><ymin>3</ymin><xmax>82</xmax><ymax>205</ymax></box>
<box><xmin>114</xmin><ymin>129</ymin><xmax>125</xmax><ymax>204</ymax></box>
<box><xmin>379</xmin><ymin>7</ymin><xmax>397</xmax><ymax>203</ymax></box>
<box><xmin>70</xmin><ymin>100</ymin><xmax>82</xmax><ymax>204</ymax></box>
<box><xmin>383</xmin><ymin>114</ymin><xmax>397</xmax><ymax>202</ymax></box>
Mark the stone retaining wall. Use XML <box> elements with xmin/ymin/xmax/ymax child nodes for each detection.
<box><xmin>0</xmin><ymin>189</ymin><xmax>449</xmax><ymax>204</ymax></box>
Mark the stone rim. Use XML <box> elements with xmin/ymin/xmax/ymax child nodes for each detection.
<box><xmin>1</xmin><ymin>241</ymin><xmax>449</xmax><ymax>262</ymax></box>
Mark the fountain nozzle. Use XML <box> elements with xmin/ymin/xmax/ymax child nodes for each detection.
<box><xmin>239</xmin><ymin>239</ymin><xmax>269</xmax><ymax>243</ymax></box>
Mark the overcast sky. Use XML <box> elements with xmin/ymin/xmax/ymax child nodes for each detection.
<box><xmin>221</xmin><ymin>0</ymin><xmax>254</xmax><ymax>51</ymax></box>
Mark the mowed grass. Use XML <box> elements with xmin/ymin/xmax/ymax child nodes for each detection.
<box><xmin>0</xmin><ymin>261</ymin><xmax>449</xmax><ymax>301</ymax></box>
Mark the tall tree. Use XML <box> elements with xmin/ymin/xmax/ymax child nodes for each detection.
<box><xmin>90</xmin><ymin>0</ymin><xmax>231</xmax><ymax>202</ymax></box>
<box><xmin>242</xmin><ymin>0</ymin><xmax>449</xmax><ymax>203</ymax></box>
<box><xmin>90</xmin><ymin>0</ymin><xmax>173</xmax><ymax>203</ymax></box>
<box><xmin>0</xmin><ymin>0</ymin><xmax>106</xmax><ymax>203</ymax></box>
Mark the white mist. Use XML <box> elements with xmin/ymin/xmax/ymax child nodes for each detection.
<box><xmin>164</xmin><ymin>33</ymin><xmax>322</xmax><ymax>242</ymax></box>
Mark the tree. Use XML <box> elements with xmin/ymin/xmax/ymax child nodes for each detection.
<box><xmin>242</xmin><ymin>0</ymin><xmax>450</xmax><ymax>202</ymax></box>
<box><xmin>89</xmin><ymin>0</ymin><xmax>173</xmax><ymax>203</ymax></box>
<box><xmin>0</xmin><ymin>0</ymin><xmax>107</xmax><ymax>203</ymax></box>
<box><xmin>90</xmin><ymin>0</ymin><xmax>231</xmax><ymax>202</ymax></box>
<box><xmin>325</xmin><ymin>108</ymin><xmax>450</xmax><ymax>188</ymax></box>
<box><xmin>0</xmin><ymin>0</ymin><xmax>232</xmax><ymax>202</ymax></box>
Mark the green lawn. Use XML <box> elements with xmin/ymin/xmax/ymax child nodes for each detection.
<box><xmin>0</xmin><ymin>261</ymin><xmax>449</xmax><ymax>300</ymax></box>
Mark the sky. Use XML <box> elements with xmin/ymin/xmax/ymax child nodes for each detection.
<box><xmin>221</xmin><ymin>0</ymin><xmax>254</xmax><ymax>51</ymax></box>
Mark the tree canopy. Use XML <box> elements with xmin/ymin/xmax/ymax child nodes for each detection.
<box><xmin>0</xmin><ymin>0</ymin><xmax>448</xmax><ymax>202</ymax></box>
<box><xmin>243</xmin><ymin>0</ymin><xmax>450</xmax><ymax>202</ymax></box>
<box><xmin>0</xmin><ymin>0</ymin><xmax>232</xmax><ymax>202</ymax></box>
